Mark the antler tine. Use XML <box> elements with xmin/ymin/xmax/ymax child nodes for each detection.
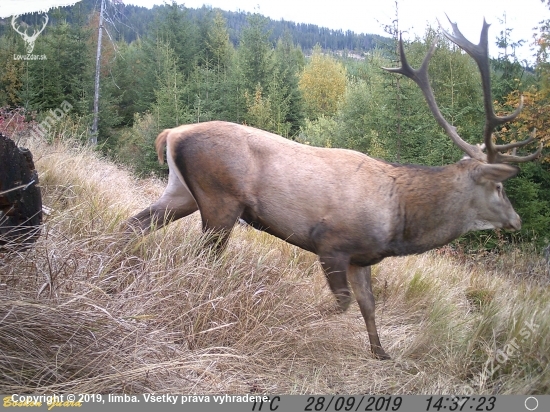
<box><xmin>383</xmin><ymin>35</ymin><xmax>486</xmax><ymax>161</ymax></box>
<box><xmin>440</xmin><ymin>17</ymin><xmax>534</xmax><ymax>163</ymax></box>
<box><xmin>382</xmin><ymin>34</ymin><xmax>429</xmax><ymax>78</ymax></box>
<box><xmin>493</xmin><ymin>129</ymin><xmax>543</xmax><ymax>163</ymax></box>
<box><xmin>439</xmin><ymin>14</ymin><xmax>488</xmax><ymax>62</ymax></box>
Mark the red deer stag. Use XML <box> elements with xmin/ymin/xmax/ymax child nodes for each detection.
<box><xmin>126</xmin><ymin>19</ymin><xmax>541</xmax><ymax>360</ymax></box>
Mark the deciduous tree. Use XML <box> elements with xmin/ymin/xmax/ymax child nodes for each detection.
<box><xmin>298</xmin><ymin>44</ymin><xmax>346</xmax><ymax>119</ymax></box>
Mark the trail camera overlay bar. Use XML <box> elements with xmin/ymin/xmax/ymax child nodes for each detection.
<box><xmin>0</xmin><ymin>133</ymin><xmax>42</xmax><ymax>250</ymax></box>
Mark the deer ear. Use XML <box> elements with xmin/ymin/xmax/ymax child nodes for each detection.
<box><xmin>473</xmin><ymin>163</ymin><xmax>519</xmax><ymax>183</ymax></box>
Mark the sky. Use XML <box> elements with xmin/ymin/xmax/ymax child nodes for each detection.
<box><xmin>2</xmin><ymin>0</ymin><xmax>549</xmax><ymax>61</ymax></box>
<box><xmin>0</xmin><ymin>1</ymin><xmax>81</xmax><ymax>18</ymax></box>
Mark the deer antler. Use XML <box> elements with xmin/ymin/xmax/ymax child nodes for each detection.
<box><xmin>384</xmin><ymin>17</ymin><xmax>542</xmax><ymax>164</ymax></box>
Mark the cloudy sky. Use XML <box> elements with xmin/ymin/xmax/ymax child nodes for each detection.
<box><xmin>0</xmin><ymin>1</ymin><xmax>81</xmax><ymax>18</ymax></box>
<box><xmin>2</xmin><ymin>0</ymin><xmax>549</xmax><ymax>61</ymax></box>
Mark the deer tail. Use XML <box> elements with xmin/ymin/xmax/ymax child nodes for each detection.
<box><xmin>155</xmin><ymin>129</ymin><xmax>171</xmax><ymax>164</ymax></box>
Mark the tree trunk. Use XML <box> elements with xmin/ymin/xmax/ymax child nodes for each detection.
<box><xmin>0</xmin><ymin>133</ymin><xmax>42</xmax><ymax>251</ymax></box>
<box><xmin>91</xmin><ymin>0</ymin><xmax>106</xmax><ymax>145</ymax></box>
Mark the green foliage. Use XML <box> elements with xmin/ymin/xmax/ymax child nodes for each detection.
<box><xmin>385</xmin><ymin>35</ymin><xmax>484</xmax><ymax>165</ymax></box>
<box><xmin>151</xmin><ymin>40</ymin><xmax>192</xmax><ymax>129</ymax></box>
<box><xmin>0</xmin><ymin>34</ymin><xmax>25</xmax><ymax>107</ymax></box>
<box><xmin>236</xmin><ymin>15</ymin><xmax>305</xmax><ymax>134</ymax></box>
<box><xmin>35</xmin><ymin>16</ymin><xmax>93</xmax><ymax>115</ymax></box>
<box><xmin>115</xmin><ymin>112</ymin><xmax>167</xmax><ymax>177</ymax></box>
<box><xmin>331</xmin><ymin>52</ymin><xmax>390</xmax><ymax>155</ymax></box>
<box><xmin>237</xmin><ymin>14</ymin><xmax>274</xmax><ymax>94</ymax></box>
<box><xmin>298</xmin><ymin>115</ymin><xmax>339</xmax><ymax>148</ymax></box>
<box><xmin>272</xmin><ymin>33</ymin><xmax>306</xmax><ymax>135</ymax></box>
<box><xmin>491</xmin><ymin>20</ymin><xmax>529</xmax><ymax>101</ymax></box>
<box><xmin>305</xmin><ymin>36</ymin><xmax>485</xmax><ymax>166</ymax></box>
<box><xmin>204</xmin><ymin>11</ymin><xmax>233</xmax><ymax>73</ymax></box>
<box><xmin>110</xmin><ymin>40</ymin><xmax>155</xmax><ymax>126</ymax></box>
<box><xmin>405</xmin><ymin>270</ymin><xmax>433</xmax><ymax>301</ymax></box>
<box><xmin>244</xmin><ymin>85</ymin><xmax>276</xmax><ymax>132</ymax></box>
<box><xmin>505</xmin><ymin>162</ymin><xmax>550</xmax><ymax>245</ymax></box>
<box><xmin>243</xmin><ymin>47</ymin><xmax>303</xmax><ymax>136</ymax></box>
<box><xmin>154</xmin><ymin>1</ymin><xmax>198</xmax><ymax>76</ymax></box>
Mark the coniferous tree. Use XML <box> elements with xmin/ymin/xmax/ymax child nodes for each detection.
<box><xmin>154</xmin><ymin>1</ymin><xmax>198</xmax><ymax>77</ymax></box>
<box><xmin>152</xmin><ymin>40</ymin><xmax>191</xmax><ymax>129</ymax></box>
<box><xmin>206</xmin><ymin>11</ymin><xmax>232</xmax><ymax>77</ymax></box>
<box><xmin>272</xmin><ymin>33</ymin><xmax>305</xmax><ymax>135</ymax></box>
<box><xmin>110</xmin><ymin>40</ymin><xmax>156</xmax><ymax>125</ymax></box>
<box><xmin>0</xmin><ymin>34</ymin><xmax>25</xmax><ymax>107</ymax></box>
<box><xmin>237</xmin><ymin>14</ymin><xmax>274</xmax><ymax>94</ymax></box>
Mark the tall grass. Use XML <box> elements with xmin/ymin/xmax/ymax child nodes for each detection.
<box><xmin>1</xmin><ymin>133</ymin><xmax>549</xmax><ymax>394</ymax></box>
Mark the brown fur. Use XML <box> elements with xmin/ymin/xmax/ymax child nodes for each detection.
<box><xmin>126</xmin><ymin>121</ymin><xmax>522</xmax><ymax>360</ymax></box>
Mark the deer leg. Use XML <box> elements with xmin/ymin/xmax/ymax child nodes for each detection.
<box><xmin>126</xmin><ymin>201</ymin><xmax>197</xmax><ymax>234</ymax></box>
<box><xmin>348</xmin><ymin>264</ymin><xmax>390</xmax><ymax>360</ymax></box>
<box><xmin>125</xmin><ymin>171</ymin><xmax>198</xmax><ymax>234</ymax></box>
<box><xmin>319</xmin><ymin>254</ymin><xmax>351</xmax><ymax>312</ymax></box>
<box><xmin>198</xmin><ymin>197</ymin><xmax>244</xmax><ymax>252</ymax></box>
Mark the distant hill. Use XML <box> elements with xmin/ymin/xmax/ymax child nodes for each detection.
<box><xmin>0</xmin><ymin>0</ymin><xmax>391</xmax><ymax>52</ymax></box>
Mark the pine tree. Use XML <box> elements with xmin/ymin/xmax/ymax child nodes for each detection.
<box><xmin>152</xmin><ymin>40</ymin><xmax>191</xmax><ymax>129</ymax></box>
<box><xmin>0</xmin><ymin>34</ymin><xmax>24</xmax><ymax>107</ymax></box>
<box><xmin>155</xmin><ymin>1</ymin><xmax>198</xmax><ymax>77</ymax></box>
<box><xmin>206</xmin><ymin>11</ymin><xmax>232</xmax><ymax>77</ymax></box>
<box><xmin>271</xmin><ymin>33</ymin><xmax>305</xmax><ymax>136</ymax></box>
<box><xmin>237</xmin><ymin>14</ymin><xmax>274</xmax><ymax>94</ymax></box>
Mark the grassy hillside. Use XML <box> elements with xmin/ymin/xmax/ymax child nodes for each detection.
<box><xmin>1</xmin><ymin>135</ymin><xmax>549</xmax><ymax>394</ymax></box>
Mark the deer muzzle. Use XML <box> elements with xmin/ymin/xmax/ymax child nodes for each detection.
<box><xmin>506</xmin><ymin>214</ymin><xmax>522</xmax><ymax>231</ymax></box>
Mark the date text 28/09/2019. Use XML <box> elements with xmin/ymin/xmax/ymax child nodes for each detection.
<box><xmin>251</xmin><ymin>395</ymin><xmax>497</xmax><ymax>412</ymax></box>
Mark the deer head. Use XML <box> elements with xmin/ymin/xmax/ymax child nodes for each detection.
<box><xmin>11</xmin><ymin>13</ymin><xmax>49</xmax><ymax>54</ymax></box>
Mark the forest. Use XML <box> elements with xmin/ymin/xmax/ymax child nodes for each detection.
<box><xmin>2</xmin><ymin>1</ymin><xmax>550</xmax><ymax>396</ymax></box>
<box><xmin>1</xmin><ymin>0</ymin><xmax>550</xmax><ymax>248</ymax></box>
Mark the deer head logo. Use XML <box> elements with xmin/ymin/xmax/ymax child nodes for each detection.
<box><xmin>11</xmin><ymin>13</ymin><xmax>49</xmax><ymax>54</ymax></box>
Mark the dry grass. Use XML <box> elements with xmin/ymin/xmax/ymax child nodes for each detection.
<box><xmin>1</xmin><ymin>135</ymin><xmax>549</xmax><ymax>394</ymax></box>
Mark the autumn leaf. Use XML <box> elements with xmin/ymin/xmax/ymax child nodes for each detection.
<box><xmin>496</xmin><ymin>89</ymin><xmax>550</xmax><ymax>161</ymax></box>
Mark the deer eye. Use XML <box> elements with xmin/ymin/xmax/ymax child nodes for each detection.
<box><xmin>496</xmin><ymin>183</ymin><xmax>503</xmax><ymax>193</ymax></box>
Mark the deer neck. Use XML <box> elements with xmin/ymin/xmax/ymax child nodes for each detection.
<box><xmin>388</xmin><ymin>162</ymin><xmax>477</xmax><ymax>255</ymax></box>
